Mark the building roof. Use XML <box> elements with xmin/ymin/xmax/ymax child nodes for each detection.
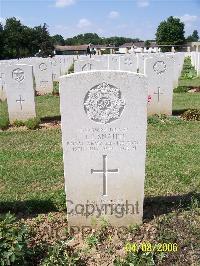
<box><xmin>55</xmin><ymin>45</ymin><xmax>89</xmax><ymax>51</ymax></box>
<box><xmin>55</xmin><ymin>44</ymin><xmax>117</xmax><ymax>51</ymax></box>
<box><xmin>119</xmin><ymin>42</ymin><xmax>134</xmax><ymax>48</ymax></box>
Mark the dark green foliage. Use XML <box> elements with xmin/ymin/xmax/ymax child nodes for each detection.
<box><xmin>24</xmin><ymin>117</ymin><xmax>41</xmax><ymax>130</ymax></box>
<box><xmin>114</xmin><ymin>250</ymin><xmax>161</xmax><ymax>266</ymax></box>
<box><xmin>156</xmin><ymin>16</ymin><xmax>185</xmax><ymax>46</ymax></box>
<box><xmin>148</xmin><ymin>115</ymin><xmax>161</xmax><ymax>124</ymax></box>
<box><xmin>1</xmin><ymin>17</ymin><xmax>54</xmax><ymax>59</ymax></box>
<box><xmin>0</xmin><ymin>117</ymin><xmax>9</xmax><ymax>130</ymax></box>
<box><xmin>180</xmin><ymin>57</ymin><xmax>197</xmax><ymax>80</ymax></box>
<box><xmin>0</xmin><ymin>213</ymin><xmax>32</xmax><ymax>266</ymax></box>
<box><xmin>187</xmin><ymin>30</ymin><xmax>199</xmax><ymax>42</ymax></box>
<box><xmin>0</xmin><ymin>23</ymin><xmax>4</xmax><ymax>60</ymax></box>
<box><xmin>40</xmin><ymin>241</ymin><xmax>84</xmax><ymax>266</ymax></box>
<box><xmin>13</xmin><ymin>120</ymin><xmax>25</xmax><ymax>127</ymax></box>
<box><xmin>181</xmin><ymin>109</ymin><xmax>200</xmax><ymax>121</ymax></box>
<box><xmin>65</xmin><ymin>33</ymin><xmax>140</xmax><ymax>46</ymax></box>
<box><xmin>52</xmin><ymin>34</ymin><xmax>65</xmax><ymax>46</ymax></box>
<box><xmin>68</xmin><ymin>63</ymin><xmax>74</xmax><ymax>74</ymax></box>
<box><xmin>144</xmin><ymin>40</ymin><xmax>151</xmax><ymax>48</ymax></box>
<box><xmin>53</xmin><ymin>81</ymin><xmax>59</xmax><ymax>95</ymax></box>
<box><xmin>173</xmin><ymin>86</ymin><xmax>189</xmax><ymax>93</ymax></box>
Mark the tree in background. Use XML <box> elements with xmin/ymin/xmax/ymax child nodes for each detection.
<box><xmin>144</xmin><ymin>40</ymin><xmax>151</xmax><ymax>49</ymax></box>
<box><xmin>186</xmin><ymin>30</ymin><xmax>199</xmax><ymax>42</ymax></box>
<box><xmin>65</xmin><ymin>33</ymin><xmax>140</xmax><ymax>47</ymax></box>
<box><xmin>1</xmin><ymin>18</ymin><xmax>54</xmax><ymax>59</ymax></box>
<box><xmin>65</xmin><ymin>33</ymin><xmax>102</xmax><ymax>45</ymax></box>
<box><xmin>0</xmin><ymin>23</ymin><xmax>4</xmax><ymax>59</ymax></box>
<box><xmin>156</xmin><ymin>16</ymin><xmax>185</xmax><ymax>47</ymax></box>
<box><xmin>52</xmin><ymin>34</ymin><xmax>65</xmax><ymax>45</ymax></box>
<box><xmin>32</xmin><ymin>24</ymin><xmax>54</xmax><ymax>57</ymax></box>
<box><xmin>3</xmin><ymin>17</ymin><xmax>25</xmax><ymax>58</ymax></box>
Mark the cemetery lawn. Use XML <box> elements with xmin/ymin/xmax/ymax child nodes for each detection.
<box><xmin>1</xmin><ymin>92</ymin><xmax>200</xmax><ymax>121</ymax></box>
<box><xmin>0</xmin><ymin>92</ymin><xmax>199</xmax><ymax>265</ymax></box>
<box><xmin>179</xmin><ymin>76</ymin><xmax>200</xmax><ymax>87</ymax></box>
<box><xmin>173</xmin><ymin>92</ymin><xmax>200</xmax><ymax>112</ymax></box>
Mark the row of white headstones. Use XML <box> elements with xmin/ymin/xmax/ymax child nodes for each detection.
<box><xmin>190</xmin><ymin>51</ymin><xmax>200</xmax><ymax>76</ymax></box>
<box><xmin>0</xmin><ymin>55</ymin><xmax>74</xmax><ymax>122</ymax></box>
<box><xmin>0</xmin><ymin>52</ymin><xmax>188</xmax><ymax>226</ymax></box>
<box><xmin>0</xmin><ymin>53</ymin><xmax>185</xmax><ymax>123</ymax></box>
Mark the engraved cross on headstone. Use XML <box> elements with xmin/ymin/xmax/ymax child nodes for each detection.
<box><xmin>91</xmin><ymin>155</ymin><xmax>119</xmax><ymax>196</ymax></box>
<box><xmin>154</xmin><ymin>87</ymin><xmax>163</xmax><ymax>102</ymax></box>
<box><xmin>16</xmin><ymin>95</ymin><xmax>25</xmax><ymax>110</ymax></box>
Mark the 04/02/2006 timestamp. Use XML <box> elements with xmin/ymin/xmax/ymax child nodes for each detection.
<box><xmin>125</xmin><ymin>242</ymin><xmax>178</xmax><ymax>253</ymax></box>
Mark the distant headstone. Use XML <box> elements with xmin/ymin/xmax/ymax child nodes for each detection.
<box><xmin>145</xmin><ymin>56</ymin><xmax>173</xmax><ymax>115</ymax></box>
<box><xmin>137</xmin><ymin>54</ymin><xmax>149</xmax><ymax>74</ymax></box>
<box><xmin>108</xmin><ymin>55</ymin><xmax>121</xmax><ymax>70</ymax></box>
<box><xmin>51</xmin><ymin>58</ymin><xmax>61</xmax><ymax>81</ymax></box>
<box><xmin>5</xmin><ymin>64</ymin><xmax>36</xmax><ymax>123</ymax></box>
<box><xmin>33</xmin><ymin>59</ymin><xmax>53</xmax><ymax>94</ymax></box>
<box><xmin>120</xmin><ymin>55</ymin><xmax>137</xmax><ymax>72</ymax></box>
<box><xmin>60</xmin><ymin>70</ymin><xmax>148</xmax><ymax>227</ymax></box>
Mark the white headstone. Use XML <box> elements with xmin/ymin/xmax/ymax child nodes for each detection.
<box><xmin>51</xmin><ymin>58</ymin><xmax>61</xmax><ymax>81</ymax></box>
<box><xmin>5</xmin><ymin>64</ymin><xmax>36</xmax><ymax>123</ymax></box>
<box><xmin>0</xmin><ymin>64</ymin><xmax>6</xmax><ymax>101</ymax></box>
<box><xmin>145</xmin><ymin>57</ymin><xmax>173</xmax><ymax>115</ymax></box>
<box><xmin>33</xmin><ymin>59</ymin><xmax>53</xmax><ymax>94</ymax></box>
<box><xmin>60</xmin><ymin>70</ymin><xmax>148</xmax><ymax>227</ymax></box>
<box><xmin>120</xmin><ymin>55</ymin><xmax>138</xmax><ymax>72</ymax></box>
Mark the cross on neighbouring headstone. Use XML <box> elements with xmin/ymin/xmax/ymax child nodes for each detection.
<box><xmin>144</xmin><ymin>56</ymin><xmax>173</xmax><ymax>115</ymax></box>
<box><xmin>5</xmin><ymin>64</ymin><xmax>36</xmax><ymax>123</ymax></box>
<box><xmin>16</xmin><ymin>95</ymin><xmax>25</xmax><ymax>110</ymax></box>
<box><xmin>154</xmin><ymin>87</ymin><xmax>163</xmax><ymax>102</ymax></box>
<box><xmin>91</xmin><ymin>155</ymin><xmax>119</xmax><ymax>196</ymax></box>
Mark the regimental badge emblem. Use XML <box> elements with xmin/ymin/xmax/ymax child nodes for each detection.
<box><xmin>12</xmin><ymin>68</ymin><xmax>25</xmax><ymax>82</ymax></box>
<box><xmin>84</xmin><ymin>82</ymin><xmax>126</xmax><ymax>124</ymax></box>
<box><xmin>153</xmin><ymin>61</ymin><xmax>167</xmax><ymax>74</ymax></box>
<box><xmin>39</xmin><ymin>63</ymin><xmax>47</xmax><ymax>71</ymax></box>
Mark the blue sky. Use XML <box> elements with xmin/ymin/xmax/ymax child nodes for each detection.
<box><xmin>1</xmin><ymin>0</ymin><xmax>200</xmax><ymax>40</ymax></box>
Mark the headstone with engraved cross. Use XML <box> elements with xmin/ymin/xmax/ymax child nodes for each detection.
<box><xmin>144</xmin><ymin>56</ymin><xmax>173</xmax><ymax>115</ymax></box>
<box><xmin>60</xmin><ymin>70</ymin><xmax>148</xmax><ymax>227</ymax></box>
<box><xmin>5</xmin><ymin>64</ymin><xmax>36</xmax><ymax>123</ymax></box>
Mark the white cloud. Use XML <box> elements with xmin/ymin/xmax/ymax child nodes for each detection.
<box><xmin>77</xmin><ymin>18</ymin><xmax>91</xmax><ymax>28</ymax></box>
<box><xmin>108</xmin><ymin>11</ymin><xmax>120</xmax><ymax>19</ymax></box>
<box><xmin>179</xmin><ymin>14</ymin><xmax>198</xmax><ymax>23</ymax></box>
<box><xmin>55</xmin><ymin>0</ymin><xmax>75</xmax><ymax>8</ymax></box>
<box><xmin>137</xmin><ymin>0</ymin><xmax>150</xmax><ymax>7</ymax></box>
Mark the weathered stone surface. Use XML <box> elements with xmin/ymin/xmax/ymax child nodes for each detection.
<box><xmin>5</xmin><ymin>64</ymin><xmax>36</xmax><ymax>123</ymax></box>
<box><xmin>60</xmin><ymin>70</ymin><xmax>148</xmax><ymax>227</ymax></box>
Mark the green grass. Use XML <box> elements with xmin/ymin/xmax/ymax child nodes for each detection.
<box><xmin>0</xmin><ymin>100</ymin><xmax>9</xmax><ymax>120</ymax></box>
<box><xmin>146</xmin><ymin>119</ymin><xmax>200</xmax><ymax>196</ymax></box>
<box><xmin>179</xmin><ymin>76</ymin><xmax>200</xmax><ymax>87</ymax></box>
<box><xmin>0</xmin><ymin>128</ymin><xmax>65</xmax><ymax>213</ymax></box>
<box><xmin>0</xmin><ymin>118</ymin><xmax>199</xmax><ymax>214</ymax></box>
<box><xmin>173</xmin><ymin>93</ymin><xmax>200</xmax><ymax>112</ymax></box>
<box><xmin>36</xmin><ymin>95</ymin><xmax>60</xmax><ymax>120</ymax></box>
<box><xmin>0</xmin><ymin>88</ymin><xmax>199</xmax><ymax>264</ymax></box>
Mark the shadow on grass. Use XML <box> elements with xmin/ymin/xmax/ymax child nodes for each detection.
<box><xmin>0</xmin><ymin>192</ymin><xmax>199</xmax><ymax>221</ymax></box>
<box><xmin>0</xmin><ymin>199</ymin><xmax>63</xmax><ymax>217</ymax></box>
<box><xmin>40</xmin><ymin>115</ymin><xmax>61</xmax><ymax>123</ymax></box>
<box><xmin>172</xmin><ymin>109</ymin><xmax>188</xmax><ymax>116</ymax></box>
<box><xmin>144</xmin><ymin>191</ymin><xmax>200</xmax><ymax>222</ymax></box>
